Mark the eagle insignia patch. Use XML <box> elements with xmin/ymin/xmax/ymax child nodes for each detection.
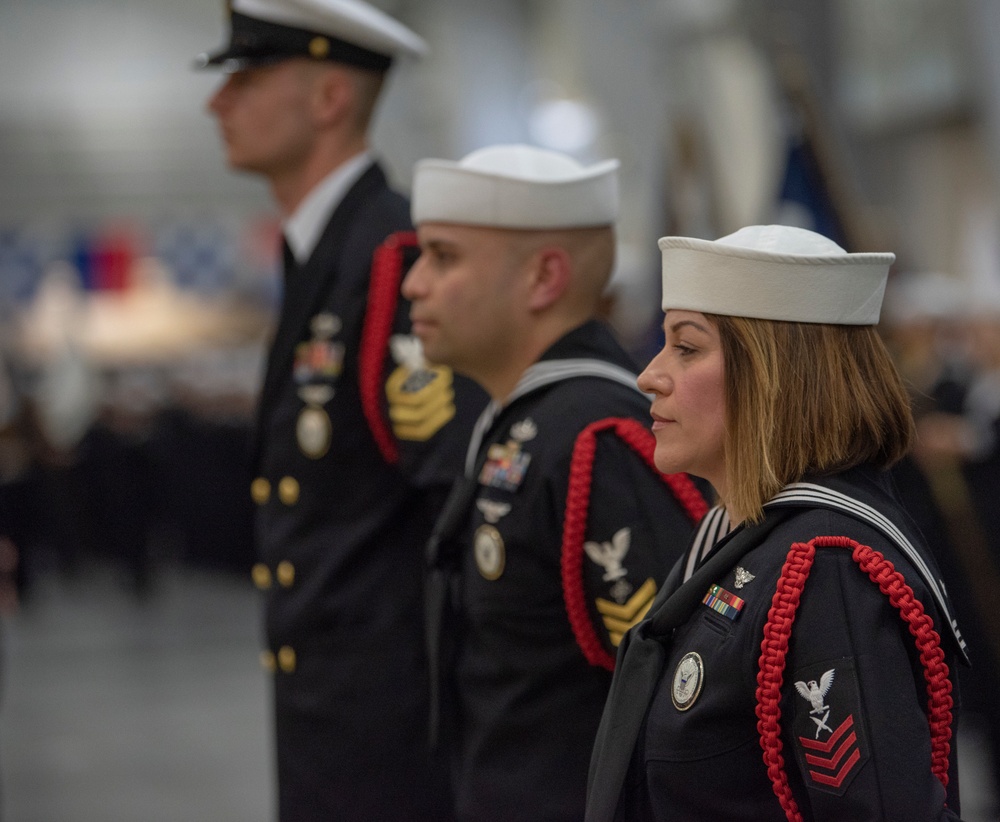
<box><xmin>791</xmin><ymin>658</ymin><xmax>869</xmax><ymax>795</ymax></box>
<box><xmin>795</xmin><ymin>669</ymin><xmax>835</xmax><ymax>732</ymax></box>
<box><xmin>585</xmin><ymin>527</ymin><xmax>632</xmax><ymax>583</ymax></box>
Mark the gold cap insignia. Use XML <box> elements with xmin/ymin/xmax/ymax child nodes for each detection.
<box><xmin>309</xmin><ymin>37</ymin><xmax>330</xmax><ymax>59</ymax></box>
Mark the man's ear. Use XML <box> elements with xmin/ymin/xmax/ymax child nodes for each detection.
<box><xmin>311</xmin><ymin>66</ymin><xmax>353</xmax><ymax>127</ymax></box>
<box><xmin>526</xmin><ymin>246</ymin><xmax>572</xmax><ymax>311</ymax></box>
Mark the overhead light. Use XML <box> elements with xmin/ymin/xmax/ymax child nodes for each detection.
<box><xmin>528</xmin><ymin>97</ymin><xmax>600</xmax><ymax>153</ymax></box>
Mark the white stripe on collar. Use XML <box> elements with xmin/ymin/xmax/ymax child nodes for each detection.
<box><xmin>683</xmin><ymin>505</ymin><xmax>729</xmax><ymax>582</ymax></box>
<box><xmin>766</xmin><ymin>482</ymin><xmax>966</xmax><ymax>656</ymax></box>
<box><xmin>680</xmin><ymin>482</ymin><xmax>967</xmax><ymax>658</ymax></box>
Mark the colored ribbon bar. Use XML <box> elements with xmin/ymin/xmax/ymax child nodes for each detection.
<box><xmin>702</xmin><ymin>583</ymin><xmax>745</xmax><ymax>621</ymax></box>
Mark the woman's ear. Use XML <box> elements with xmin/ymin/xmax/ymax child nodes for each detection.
<box><xmin>526</xmin><ymin>246</ymin><xmax>572</xmax><ymax>311</ymax></box>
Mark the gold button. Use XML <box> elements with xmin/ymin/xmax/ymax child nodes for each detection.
<box><xmin>251</xmin><ymin>477</ymin><xmax>271</xmax><ymax>505</ymax></box>
<box><xmin>277</xmin><ymin>645</ymin><xmax>296</xmax><ymax>673</ymax></box>
<box><xmin>251</xmin><ymin>563</ymin><xmax>272</xmax><ymax>590</ymax></box>
<box><xmin>276</xmin><ymin>561</ymin><xmax>295</xmax><ymax>588</ymax></box>
<box><xmin>259</xmin><ymin>650</ymin><xmax>276</xmax><ymax>672</ymax></box>
<box><xmin>278</xmin><ymin>476</ymin><xmax>300</xmax><ymax>506</ymax></box>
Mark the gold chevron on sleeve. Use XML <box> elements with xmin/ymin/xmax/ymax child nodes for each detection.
<box><xmin>386</xmin><ymin>364</ymin><xmax>456</xmax><ymax>441</ymax></box>
<box><xmin>595</xmin><ymin>578</ymin><xmax>658</xmax><ymax>646</ymax></box>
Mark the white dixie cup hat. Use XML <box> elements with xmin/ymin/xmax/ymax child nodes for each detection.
<box><xmin>657</xmin><ymin>224</ymin><xmax>896</xmax><ymax>325</ymax></box>
<box><xmin>411</xmin><ymin>144</ymin><xmax>620</xmax><ymax>230</ymax></box>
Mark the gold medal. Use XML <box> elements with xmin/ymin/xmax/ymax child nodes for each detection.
<box><xmin>296</xmin><ymin>384</ymin><xmax>335</xmax><ymax>459</ymax></box>
<box><xmin>296</xmin><ymin>405</ymin><xmax>332</xmax><ymax>459</ymax></box>
<box><xmin>474</xmin><ymin>524</ymin><xmax>506</xmax><ymax>581</ymax></box>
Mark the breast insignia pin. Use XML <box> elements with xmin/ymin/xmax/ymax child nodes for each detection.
<box><xmin>474</xmin><ymin>525</ymin><xmax>506</xmax><ymax>581</ymax></box>
<box><xmin>671</xmin><ymin>651</ymin><xmax>705</xmax><ymax>711</ymax></box>
<box><xmin>296</xmin><ymin>384</ymin><xmax>335</xmax><ymax>459</ymax></box>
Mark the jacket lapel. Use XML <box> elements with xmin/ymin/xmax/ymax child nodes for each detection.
<box><xmin>646</xmin><ymin>511</ymin><xmax>790</xmax><ymax>638</ymax></box>
<box><xmin>586</xmin><ymin>510</ymin><xmax>792</xmax><ymax>821</ymax></box>
<box><xmin>254</xmin><ymin>163</ymin><xmax>387</xmax><ymax>463</ymax></box>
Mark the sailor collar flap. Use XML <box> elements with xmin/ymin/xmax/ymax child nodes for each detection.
<box><xmin>463</xmin><ymin>357</ymin><xmax>644</xmax><ymax>478</ymax></box>
<box><xmin>763</xmin><ymin>481</ymin><xmax>967</xmax><ymax>663</ymax></box>
<box><xmin>643</xmin><ymin>511</ymin><xmax>790</xmax><ymax>640</ymax></box>
<box><xmin>645</xmin><ymin>479</ymin><xmax>967</xmax><ymax>663</ymax></box>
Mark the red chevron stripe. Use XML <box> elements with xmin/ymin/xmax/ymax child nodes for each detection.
<box><xmin>798</xmin><ymin>714</ymin><xmax>854</xmax><ymax>753</ymax></box>
<box><xmin>809</xmin><ymin>748</ymin><xmax>861</xmax><ymax>789</ymax></box>
<box><xmin>804</xmin><ymin>732</ymin><xmax>857</xmax><ymax>770</ymax></box>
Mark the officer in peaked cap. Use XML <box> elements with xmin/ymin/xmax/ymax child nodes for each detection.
<box><xmin>198</xmin><ymin>2</ymin><xmax>485</xmax><ymax>820</ymax></box>
<box><xmin>404</xmin><ymin>144</ymin><xmax>707</xmax><ymax>822</ymax></box>
<box><xmin>198</xmin><ymin>0</ymin><xmax>427</xmax><ymax>73</ymax></box>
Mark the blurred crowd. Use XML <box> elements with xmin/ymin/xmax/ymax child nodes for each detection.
<box><xmin>0</xmin><ymin>261</ymin><xmax>270</xmax><ymax>602</ymax></box>
<box><xmin>883</xmin><ymin>269</ymin><xmax>1000</xmax><ymax>801</ymax></box>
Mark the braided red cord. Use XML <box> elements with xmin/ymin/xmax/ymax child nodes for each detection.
<box><xmin>756</xmin><ymin>541</ymin><xmax>815</xmax><ymax>822</ymax></box>
<box><xmin>851</xmin><ymin>541</ymin><xmax>954</xmax><ymax>785</ymax></box>
<box><xmin>755</xmin><ymin>535</ymin><xmax>954</xmax><ymax>822</ymax></box>
<box><xmin>561</xmin><ymin>417</ymin><xmax>709</xmax><ymax>670</ymax></box>
<box><xmin>358</xmin><ymin>231</ymin><xmax>418</xmax><ymax>465</ymax></box>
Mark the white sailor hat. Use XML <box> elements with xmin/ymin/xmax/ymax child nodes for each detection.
<box><xmin>411</xmin><ymin>144</ymin><xmax>620</xmax><ymax>230</ymax></box>
<box><xmin>196</xmin><ymin>0</ymin><xmax>427</xmax><ymax>73</ymax></box>
<box><xmin>658</xmin><ymin>225</ymin><xmax>896</xmax><ymax>325</ymax></box>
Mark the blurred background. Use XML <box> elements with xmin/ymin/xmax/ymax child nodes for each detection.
<box><xmin>1</xmin><ymin>0</ymin><xmax>1000</xmax><ymax>819</ymax></box>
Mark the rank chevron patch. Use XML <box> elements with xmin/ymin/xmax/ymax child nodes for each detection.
<box><xmin>595</xmin><ymin>578</ymin><xmax>657</xmax><ymax>646</ymax></box>
<box><xmin>791</xmin><ymin>658</ymin><xmax>869</xmax><ymax>796</ymax></box>
<box><xmin>385</xmin><ymin>363</ymin><xmax>456</xmax><ymax>441</ymax></box>
<box><xmin>798</xmin><ymin>714</ymin><xmax>861</xmax><ymax>789</ymax></box>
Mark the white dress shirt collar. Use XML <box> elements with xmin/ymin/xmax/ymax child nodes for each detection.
<box><xmin>283</xmin><ymin>150</ymin><xmax>375</xmax><ymax>265</ymax></box>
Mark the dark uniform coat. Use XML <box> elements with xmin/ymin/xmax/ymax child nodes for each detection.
<box><xmin>586</xmin><ymin>466</ymin><xmax>967</xmax><ymax>822</ymax></box>
<box><xmin>252</xmin><ymin>162</ymin><xmax>484</xmax><ymax>822</ymax></box>
<box><xmin>427</xmin><ymin>320</ymin><xmax>707</xmax><ymax>822</ymax></box>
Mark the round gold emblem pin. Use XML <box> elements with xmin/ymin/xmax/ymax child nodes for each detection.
<box><xmin>474</xmin><ymin>525</ymin><xmax>505</xmax><ymax>581</ymax></box>
<box><xmin>309</xmin><ymin>36</ymin><xmax>330</xmax><ymax>58</ymax></box>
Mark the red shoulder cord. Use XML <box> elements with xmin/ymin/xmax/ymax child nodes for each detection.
<box><xmin>358</xmin><ymin>230</ymin><xmax>418</xmax><ymax>466</ymax></box>
<box><xmin>561</xmin><ymin>417</ymin><xmax>709</xmax><ymax>670</ymax></box>
<box><xmin>755</xmin><ymin>535</ymin><xmax>954</xmax><ymax>822</ymax></box>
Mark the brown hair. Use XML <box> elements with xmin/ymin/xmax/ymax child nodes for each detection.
<box><xmin>712</xmin><ymin>314</ymin><xmax>914</xmax><ymax>523</ymax></box>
